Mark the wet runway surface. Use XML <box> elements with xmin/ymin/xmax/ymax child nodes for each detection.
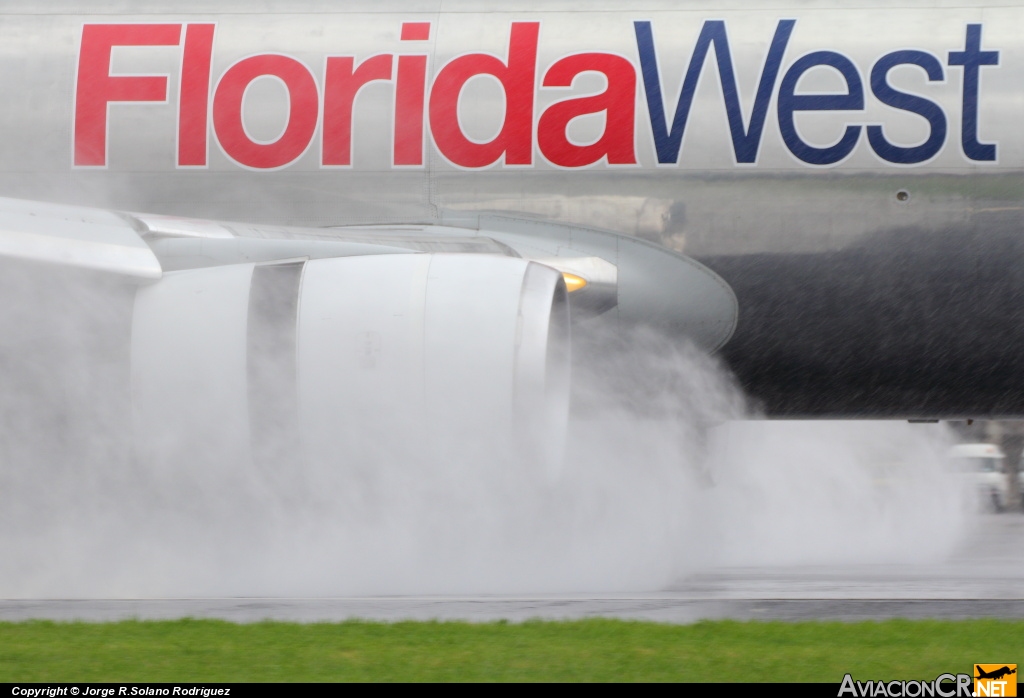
<box><xmin>3</xmin><ymin>515</ymin><xmax>1023</xmax><ymax>623</ymax></box>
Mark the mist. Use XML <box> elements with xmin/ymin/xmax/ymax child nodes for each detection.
<box><xmin>0</xmin><ymin>263</ymin><xmax>973</xmax><ymax>598</ymax></box>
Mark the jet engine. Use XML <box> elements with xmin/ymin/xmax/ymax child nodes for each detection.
<box><xmin>131</xmin><ymin>254</ymin><xmax>570</xmax><ymax>476</ymax></box>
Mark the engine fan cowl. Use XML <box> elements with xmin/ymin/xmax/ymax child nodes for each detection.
<box><xmin>131</xmin><ymin>254</ymin><xmax>570</xmax><ymax>476</ymax></box>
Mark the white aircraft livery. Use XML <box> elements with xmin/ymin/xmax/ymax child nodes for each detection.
<box><xmin>0</xmin><ymin>0</ymin><xmax>1021</xmax><ymax>434</ymax></box>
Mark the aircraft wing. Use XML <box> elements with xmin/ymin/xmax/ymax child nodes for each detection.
<box><xmin>0</xmin><ymin>196</ymin><xmax>162</xmax><ymax>281</ymax></box>
<box><xmin>0</xmin><ymin>195</ymin><xmax>738</xmax><ymax>352</ymax></box>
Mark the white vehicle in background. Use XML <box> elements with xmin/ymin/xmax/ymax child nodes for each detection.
<box><xmin>948</xmin><ymin>444</ymin><xmax>1021</xmax><ymax>512</ymax></box>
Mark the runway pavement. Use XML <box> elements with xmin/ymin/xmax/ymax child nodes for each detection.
<box><xmin>2</xmin><ymin>515</ymin><xmax>1022</xmax><ymax>623</ymax></box>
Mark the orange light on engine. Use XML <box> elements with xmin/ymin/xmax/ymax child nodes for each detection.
<box><xmin>562</xmin><ymin>272</ymin><xmax>587</xmax><ymax>293</ymax></box>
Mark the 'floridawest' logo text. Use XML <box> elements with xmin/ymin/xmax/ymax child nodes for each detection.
<box><xmin>72</xmin><ymin>21</ymin><xmax>1000</xmax><ymax>171</ymax></box>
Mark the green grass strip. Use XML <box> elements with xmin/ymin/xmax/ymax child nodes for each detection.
<box><xmin>0</xmin><ymin>619</ymin><xmax>1019</xmax><ymax>682</ymax></box>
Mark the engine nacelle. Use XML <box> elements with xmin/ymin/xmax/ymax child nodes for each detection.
<box><xmin>131</xmin><ymin>254</ymin><xmax>569</xmax><ymax>478</ymax></box>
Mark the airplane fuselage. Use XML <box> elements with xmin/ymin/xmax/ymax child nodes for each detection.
<box><xmin>3</xmin><ymin>0</ymin><xmax>1024</xmax><ymax>417</ymax></box>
